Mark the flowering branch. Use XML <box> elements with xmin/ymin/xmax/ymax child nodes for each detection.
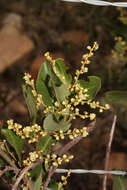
<box><xmin>43</xmin><ymin>120</ymin><xmax>96</xmax><ymax>190</ymax></box>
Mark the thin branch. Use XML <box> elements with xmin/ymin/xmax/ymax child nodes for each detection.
<box><xmin>12</xmin><ymin>160</ymin><xmax>42</xmax><ymax>190</ymax></box>
<box><xmin>4</xmin><ymin>140</ymin><xmax>17</xmax><ymax>162</ymax></box>
<box><xmin>0</xmin><ymin>145</ymin><xmax>19</xmax><ymax>173</ymax></box>
<box><xmin>43</xmin><ymin>120</ymin><xmax>96</xmax><ymax>190</ymax></box>
<box><xmin>102</xmin><ymin>115</ymin><xmax>117</xmax><ymax>190</ymax></box>
<box><xmin>23</xmin><ymin>176</ymin><xmax>33</xmax><ymax>190</ymax></box>
<box><xmin>0</xmin><ymin>166</ymin><xmax>17</xmax><ymax>178</ymax></box>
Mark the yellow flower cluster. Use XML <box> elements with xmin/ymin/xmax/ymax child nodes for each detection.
<box><xmin>53</xmin><ymin>127</ymin><xmax>88</xmax><ymax>141</ymax></box>
<box><xmin>45</xmin><ymin>154</ymin><xmax>74</xmax><ymax>167</ymax></box>
<box><xmin>23</xmin><ymin>151</ymin><xmax>40</xmax><ymax>166</ymax></box>
<box><xmin>74</xmin><ymin>42</ymin><xmax>99</xmax><ymax>82</ymax></box>
<box><xmin>7</xmin><ymin>120</ymin><xmax>48</xmax><ymax>143</ymax></box>
<box><xmin>51</xmin><ymin>89</ymin><xmax>109</xmax><ymax>122</ymax></box>
<box><xmin>88</xmin><ymin>101</ymin><xmax>110</xmax><ymax>113</ymax></box>
<box><xmin>69</xmin><ymin>83</ymin><xmax>88</xmax><ymax>107</ymax></box>
<box><xmin>44</xmin><ymin>52</ymin><xmax>55</xmax><ymax>64</ymax></box>
<box><xmin>23</xmin><ymin>73</ymin><xmax>43</xmax><ymax>109</ymax></box>
<box><xmin>44</xmin><ymin>52</ymin><xmax>65</xmax><ymax>80</ymax></box>
<box><xmin>67</xmin><ymin>127</ymin><xmax>88</xmax><ymax>139</ymax></box>
<box><xmin>58</xmin><ymin>170</ymin><xmax>71</xmax><ymax>189</ymax></box>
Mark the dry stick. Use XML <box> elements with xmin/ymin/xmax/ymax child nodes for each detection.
<box><xmin>43</xmin><ymin>120</ymin><xmax>96</xmax><ymax>190</ymax></box>
<box><xmin>102</xmin><ymin>115</ymin><xmax>117</xmax><ymax>190</ymax></box>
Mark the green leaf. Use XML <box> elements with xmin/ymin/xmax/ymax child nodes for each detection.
<box><xmin>30</xmin><ymin>172</ymin><xmax>42</xmax><ymax>190</ymax></box>
<box><xmin>55</xmin><ymin>83</ymin><xmax>70</xmax><ymax>102</ymax></box>
<box><xmin>36</xmin><ymin>61</ymin><xmax>66</xmax><ymax>106</ymax></box>
<box><xmin>113</xmin><ymin>175</ymin><xmax>127</xmax><ymax>190</ymax></box>
<box><xmin>105</xmin><ymin>91</ymin><xmax>127</xmax><ymax>108</ymax></box>
<box><xmin>49</xmin><ymin>182</ymin><xmax>64</xmax><ymax>190</ymax></box>
<box><xmin>54</xmin><ymin>58</ymin><xmax>72</xmax><ymax>84</ymax></box>
<box><xmin>36</xmin><ymin>79</ymin><xmax>53</xmax><ymax>106</ymax></box>
<box><xmin>37</xmin><ymin>61</ymin><xmax>52</xmax><ymax>82</ymax></box>
<box><xmin>43</xmin><ymin>114</ymin><xmax>71</xmax><ymax>132</ymax></box>
<box><xmin>33</xmin><ymin>173</ymin><xmax>42</xmax><ymax>190</ymax></box>
<box><xmin>23</xmin><ymin>86</ymin><xmax>37</xmax><ymax>123</ymax></box>
<box><xmin>37</xmin><ymin>61</ymin><xmax>61</xmax><ymax>86</ymax></box>
<box><xmin>30</xmin><ymin>164</ymin><xmax>45</xmax><ymax>180</ymax></box>
<box><xmin>78</xmin><ymin>76</ymin><xmax>101</xmax><ymax>100</ymax></box>
<box><xmin>2</xmin><ymin>129</ymin><xmax>24</xmax><ymax>161</ymax></box>
<box><xmin>38</xmin><ymin>135</ymin><xmax>54</xmax><ymax>155</ymax></box>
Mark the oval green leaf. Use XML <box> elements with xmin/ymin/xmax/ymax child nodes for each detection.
<box><xmin>43</xmin><ymin>114</ymin><xmax>71</xmax><ymax>132</ymax></box>
<box><xmin>78</xmin><ymin>76</ymin><xmax>101</xmax><ymax>100</ymax></box>
<box><xmin>23</xmin><ymin>86</ymin><xmax>37</xmax><ymax>124</ymax></box>
<box><xmin>55</xmin><ymin>83</ymin><xmax>70</xmax><ymax>102</ymax></box>
<box><xmin>2</xmin><ymin>129</ymin><xmax>24</xmax><ymax>161</ymax></box>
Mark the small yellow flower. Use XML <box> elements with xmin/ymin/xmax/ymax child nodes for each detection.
<box><xmin>90</xmin><ymin>113</ymin><xmax>96</xmax><ymax>120</ymax></box>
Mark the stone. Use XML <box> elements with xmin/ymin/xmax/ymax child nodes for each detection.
<box><xmin>0</xmin><ymin>13</ymin><xmax>34</xmax><ymax>73</ymax></box>
<box><xmin>62</xmin><ymin>30</ymin><xmax>89</xmax><ymax>45</ymax></box>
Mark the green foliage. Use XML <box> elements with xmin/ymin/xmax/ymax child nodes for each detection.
<box><xmin>44</xmin><ymin>114</ymin><xmax>71</xmax><ymax>132</ymax></box>
<box><xmin>38</xmin><ymin>135</ymin><xmax>54</xmax><ymax>155</ymax></box>
<box><xmin>30</xmin><ymin>164</ymin><xmax>45</xmax><ymax>180</ymax></box>
<box><xmin>23</xmin><ymin>86</ymin><xmax>37</xmax><ymax>123</ymax></box>
<box><xmin>55</xmin><ymin>83</ymin><xmax>70</xmax><ymax>102</ymax></box>
<box><xmin>37</xmin><ymin>61</ymin><xmax>61</xmax><ymax>86</ymax></box>
<box><xmin>55</xmin><ymin>58</ymin><xmax>72</xmax><ymax>84</ymax></box>
<box><xmin>78</xmin><ymin>76</ymin><xmax>101</xmax><ymax>100</ymax></box>
<box><xmin>113</xmin><ymin>175</ymin><xmax>127</xmax><ymax>190</ymax></box>
<box><xmin>30</xmin><ymin>173</ymin><xmax>42</xmax><ymax>190</ymax></box>
<box><xmin>36</xmin><ymin>61</ymin><xmax>54</xmax><ymax>106</ymax></box>
<box><xmin>2</xmin><ymin>129</ymin><xmax>24</xmax><ymax>161</ymax></box>
<box><xmin>105</xmin><ymin>91</ymin><xmax>127</xmax><ymax>108</ymax></box>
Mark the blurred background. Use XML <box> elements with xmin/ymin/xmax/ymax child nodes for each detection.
<box><xmin>1</xmin><ymin>0</ymin><xmax>127</xmax><ymax>189</ymax></box>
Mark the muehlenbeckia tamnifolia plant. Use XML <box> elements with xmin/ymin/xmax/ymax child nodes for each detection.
<box><xmin>0</xmin><ymin>42</ymin><xmax>109</xmax><ymax>190</ymax></box>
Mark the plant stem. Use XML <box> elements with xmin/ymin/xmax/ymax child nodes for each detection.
<box><xmin>0</xmin><ymin>145</ymin><xmax>19</xmax><ymax>173</ymax></box>
<box><xmin>43</xmin><ymin>120</ymin><xmax>96</xmax><ymax>190</ymax></box>
<box><xmin>102</xmin><ymin>115</ymin><xmax>117</xmax><ymax>190</ymax></box>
